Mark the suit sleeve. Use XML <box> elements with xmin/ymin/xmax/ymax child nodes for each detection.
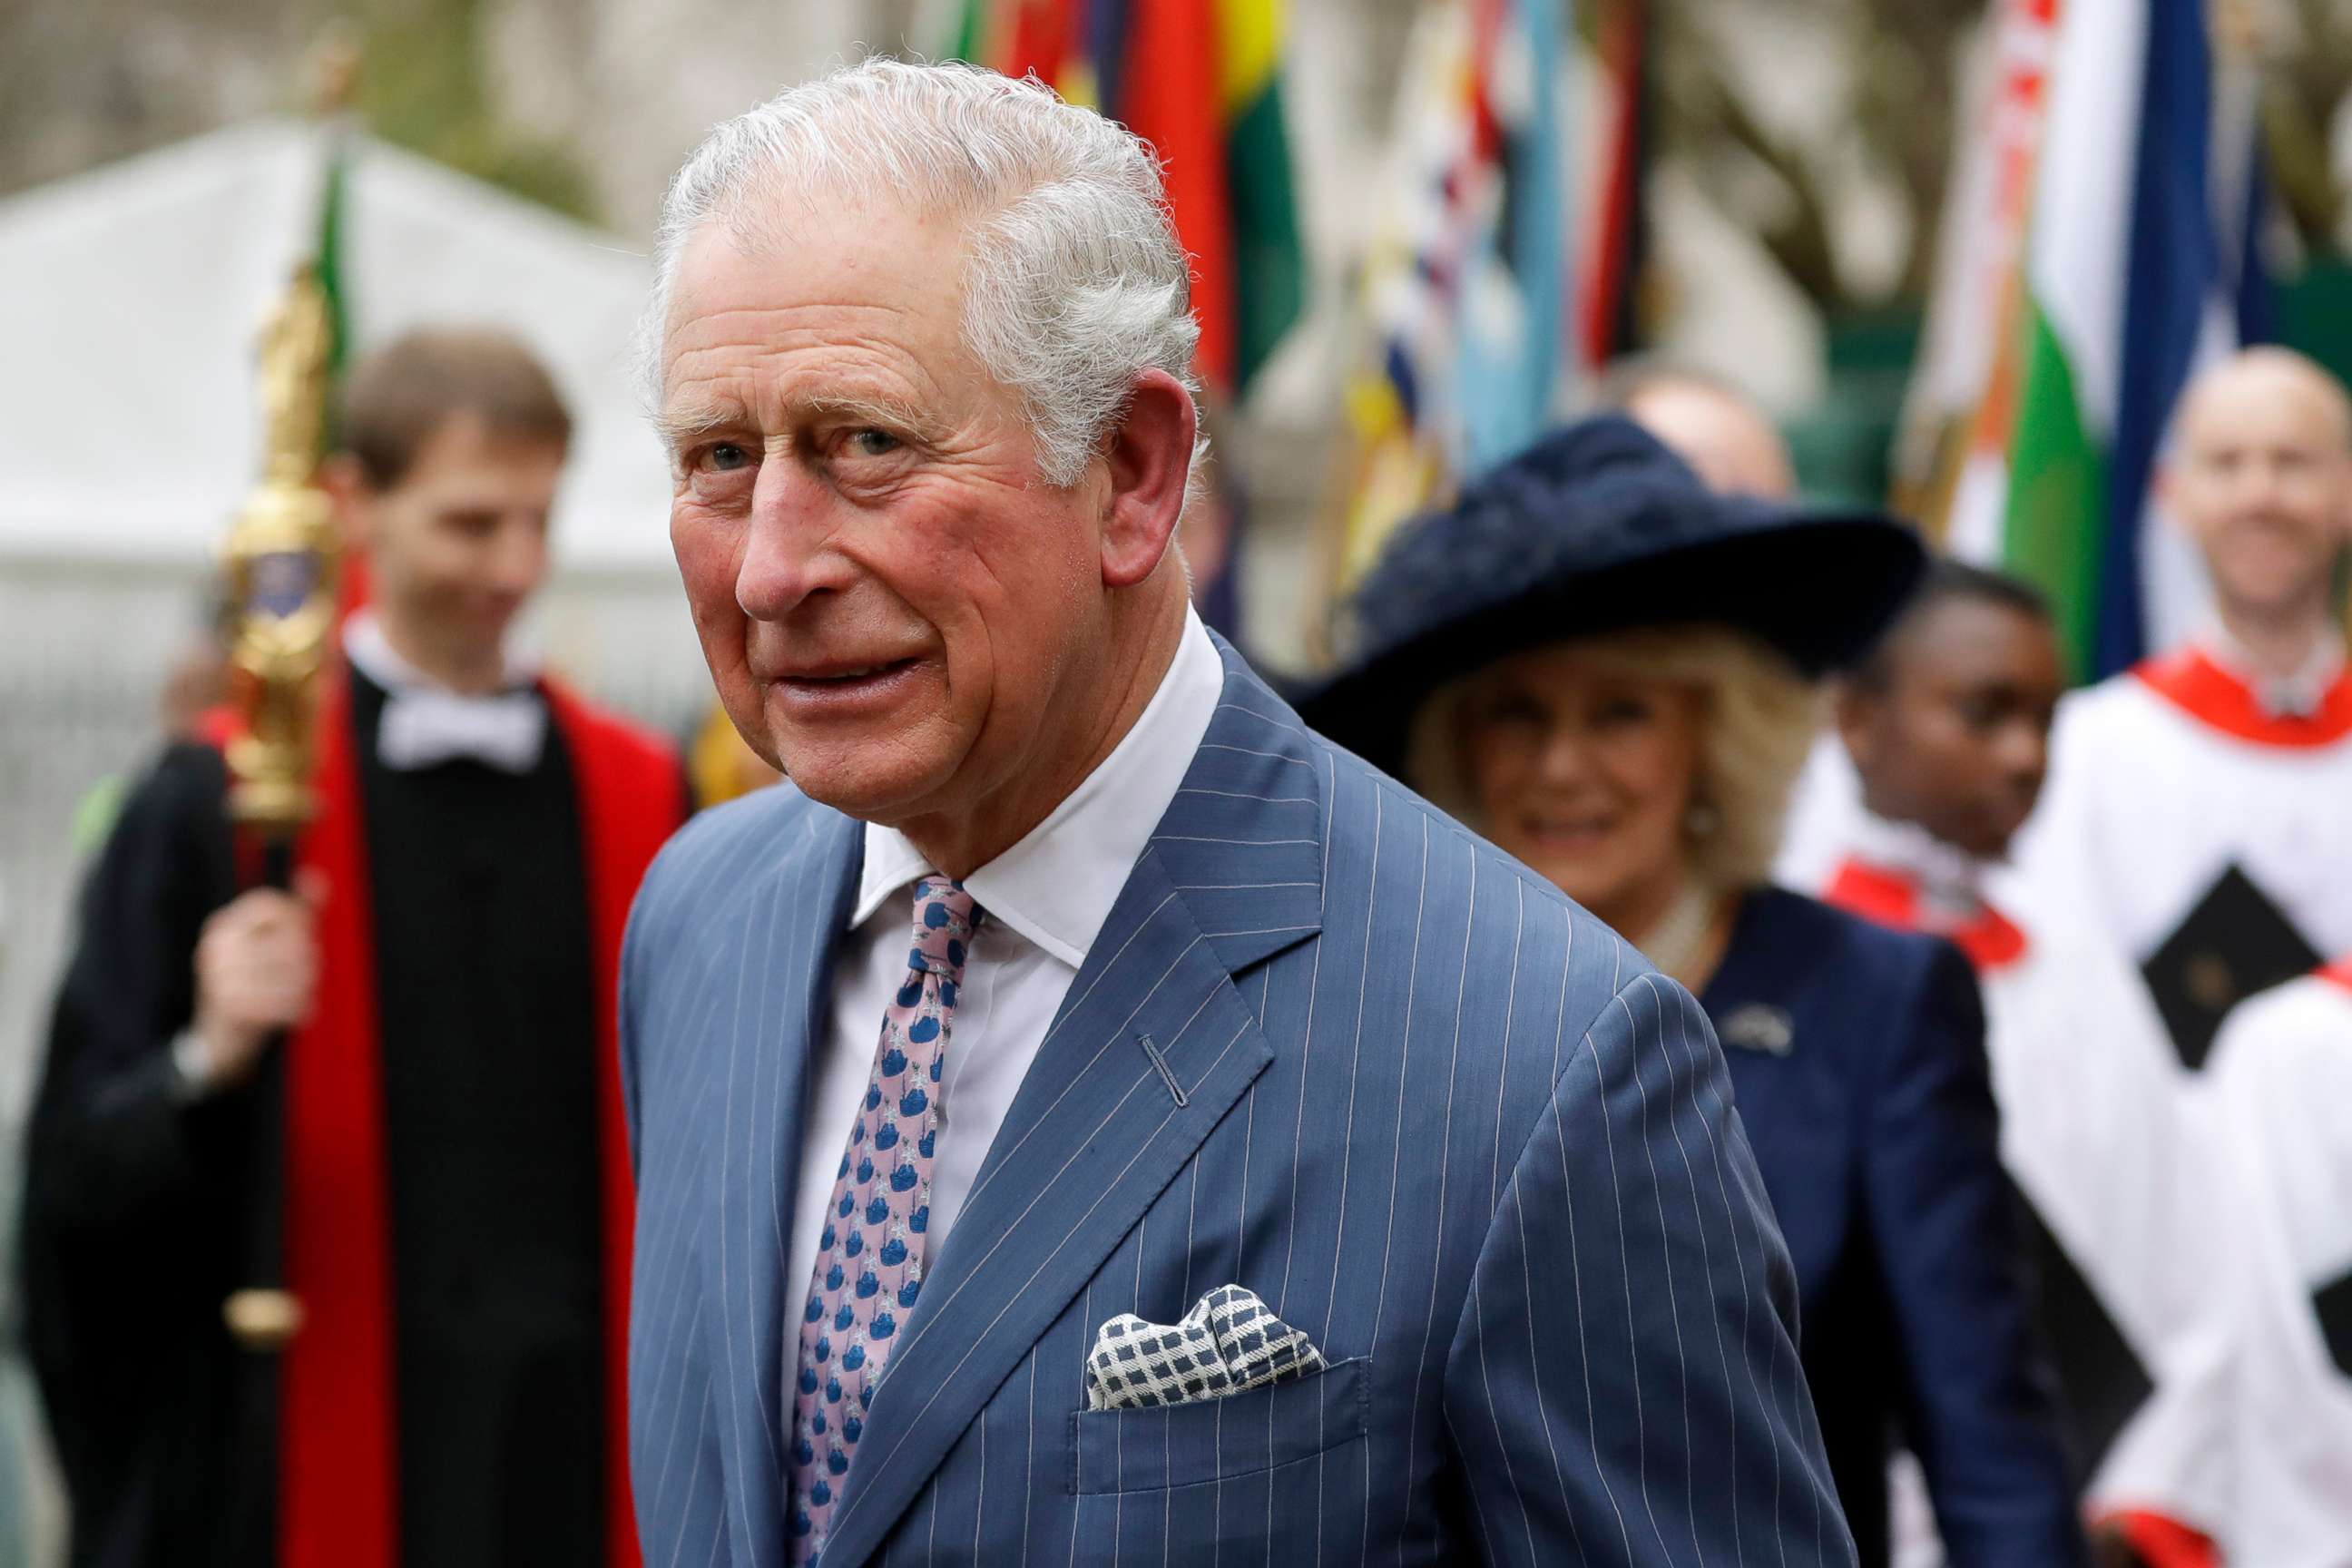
<box><xmin>23</xmin><ymin>745</ymin><xmax>253</xmax><ymax>1239</ymax></box>
<box><xmin>1444</xmin><ymin>966</ymin><xmax>1856</xmax><ymax>1567</ymax></box>
<box><xmin>1865</xmin><ymin>941</ymin><xmax>2088</xmax><ymax>1566</ymax></box>
<box><xmin>19</xmin><ymin>746</ymin><xmax>259</xmax><ymax>1494</ymax></box>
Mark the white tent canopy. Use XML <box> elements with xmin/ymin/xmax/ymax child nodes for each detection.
<box><xmin>0</xmin><ymin>120</ymin><xmax>675</xmax><ymax>569</ymax></box>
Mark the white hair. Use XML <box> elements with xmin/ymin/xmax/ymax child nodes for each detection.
<box><xmin>644</xmin><ymin>56</ymin><xmax>1206</xmax><ymax>490</ymax></box>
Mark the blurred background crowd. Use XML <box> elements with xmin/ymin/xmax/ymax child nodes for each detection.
<box><xmin>2</xmin><ymin>0</ymin><xmax>2350</xmax><ymax>1563</ymax></box>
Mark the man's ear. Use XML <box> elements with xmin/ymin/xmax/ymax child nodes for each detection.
<box><xmin>318</xmin><ymin>454</ymin><xmax>377</xmax><ymax>556</ymax></box>
<box><xmin>1098</xmin><ymin>368</ymin><xmax>1197</xmax><ymax>590</ymax></box>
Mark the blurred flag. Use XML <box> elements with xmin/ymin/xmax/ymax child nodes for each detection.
<box><xmin>929</xmin><ymin>0</ymin><xmax>1305</xmax><ymax>641</ymax></box>
<box><xmin>1999</xmin><ymin>0</ymin><xmax>2271</xmax><ymax>679</ymax></box>
<box><xmin>317</xmin><ymin>130</ymin><xmax>354</xmax><ymax>412</ymax></box>
<box><xmin>1578</xmin><ymin>0</ymin><xmax>1650</xmax><ymax>371</ymax></box>
<box><xmin>1892</xmin><ymin>0</ymin><xmax>2057</xmax><ymax>554</ymax></box>
<box><xmin>936</xmin><ymin>0</ymin><xmax>1307</xmax><ymax>397</ymax></box>
<box><xmin>1322</xmin><ymin>0</ymin><xmax>1575</xmax><ymax>600</ymax></box>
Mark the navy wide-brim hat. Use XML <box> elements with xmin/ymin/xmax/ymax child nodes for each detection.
<box><xmin>1298</xmin><ymin>414</ymin><xmax>1927</xmax><ymax>778</ymax></box>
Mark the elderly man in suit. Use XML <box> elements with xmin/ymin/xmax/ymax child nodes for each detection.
<box><xmin>622</xmin><ymin>58</ymin><xmax>1847</xmax><ymax>1567</ymax></box>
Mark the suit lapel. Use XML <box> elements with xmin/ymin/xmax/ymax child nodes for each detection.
<box><xmin>817</xmin><ymin>653</ymin><xmax>1328</xmax><ymax>1566</ymax></box>
<box><xmin>702</xmin><ymin>803</ymin><xmax>863</xmax><ymax>1559</ymax></box>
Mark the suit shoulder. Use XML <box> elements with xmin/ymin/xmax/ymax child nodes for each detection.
<box><xmin>1315</xmin><ymin>736</ymin><xmax>1571</xmax><ymax>905</ymax></box>
<box><xmin>1313</xmin><ymin>734</ymin><xmax>1651</xmax><ymax>1011</ymax></box>
<box><xmin>1743</xmin><ymin>886</ymin><xmax>1975</xmax><ymax>1023</ymax></box>
<box><xmin>1759</xmin><ymin>883</ymin><xmax>1958</xmax><ymax>969</ymax></box>
<box><xmin>136</xmin><ymin>740</ymin><xmax>232</xmax><ymax>819</ymax></box>
<box><xmin>634</xmin><ymin>785</ymin><xmax>830</xmax><ymax>940</ymax></box>
<box><xmin>650</xmin><ymin>783</ymin><xmax>824</xmax><ymax>880</ymax></box>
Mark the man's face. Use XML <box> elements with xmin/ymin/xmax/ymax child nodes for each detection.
<box><xmin>2168</xmin><ymin>360</ymin><xmax>2352</xmax><ymax>618</ymax></box>
<box><xmin>343</xmin><ymin>414</ymin><xmax>562</xmax><ymax>671</ymax></box>
<box><xmin>659</xmin><ymin>199</ymin><xmax>1116</xmax><ymax>829</ymax></box>
<box><xmin>1840</xmin><ymin>598</ymin><xmax>2063</xmax><ymax>861</ymax></box>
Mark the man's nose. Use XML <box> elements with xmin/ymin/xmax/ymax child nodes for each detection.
<box><xmin>2235</xmin><ymin>456</ymin><xmax>2289</xmax><ymax>512</ymax></box>
<box><xmin>737</xmin><ymin>462</ymin><xmax>855</xmax><ymax>621</ymax></box>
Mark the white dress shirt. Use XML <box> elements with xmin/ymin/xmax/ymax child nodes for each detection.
<box><xmin>783</xmin><ymin>609</ymin><xmax>1225</xmax><ymax>1317</ymax></box>
<box><xmin>343</xmin><ymin>611</ymin><xmax>547</xmax><ymax>772</ymax></box>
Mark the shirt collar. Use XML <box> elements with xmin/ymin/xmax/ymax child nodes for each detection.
<box><xmin>2196</xmin><ymin>620</ymin><xmax>2347</xmax><ymax>719</ymax></box>
<box><xmin>343</xmin><ymin>609</ymin><xmax>542</xmax><ymax>697</ymax></box>
<box><xmin>852</xmin><ymin>608</ymin><xmax>1227</xmax><ymax>966</ymax></box>
<box><xmin>1846</xmin><ymin>807</ymin><xmax>1994</xmax><ymax>922</ymax></box>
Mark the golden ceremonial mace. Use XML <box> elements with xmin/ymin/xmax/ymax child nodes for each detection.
<box><xmin>219</xmin><ymin>266</ymin><xmax>342</xmax><ymax>1353</ymax></box>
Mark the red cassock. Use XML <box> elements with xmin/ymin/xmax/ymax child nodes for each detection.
<box><xmin>206</xmin><ymin>670</ymin><xmax>680</xmax><ymax>1568</ymax></box>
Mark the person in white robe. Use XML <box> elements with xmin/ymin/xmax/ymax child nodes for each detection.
<box><xmin>2013</xmin><ymin>348</ymin><xmax>2352</xmax><ymax>1070</ymax></box>
<box><xmin>2203</xmin><ymin>958</ymin><xmax>2352</xmax><ymax>1566</ymax></box>
<box><xmin>1784</xmin><ymin>562</ymin><xmax>2239</xmax><ymax>1563</ymax></box>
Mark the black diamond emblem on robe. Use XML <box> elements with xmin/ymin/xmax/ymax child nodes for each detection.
<box><xmin>2315</xmin><ymin>1269</ymin><xmax>2352</xmax><ymax>1382</ymax></box>
<box><xmin>2141</xmin><ymin>865</ymin><xmax>2321</xmax><ymax>1072</ymax></box>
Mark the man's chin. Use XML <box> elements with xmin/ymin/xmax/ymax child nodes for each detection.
<box><xmin>769</xmin><ymin>744</ymin><xmax>948</xmax><ymax>827</ymax></box>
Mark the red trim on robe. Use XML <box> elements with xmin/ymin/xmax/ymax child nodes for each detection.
<box><xmin>2132</xmin><ymin>646</ymin><xmax>2352</xmax><ymax>749</ymax></box>
<box><xmin>2318</xmin><ymin>956</ymin><xmax>2352</xmax><ymax>995</ymax></box>
<box><xmin>546</xmin><ymin>679</ymin><xmax>680</xmax><ymax>1568</ymax></box>
<box><xmin>1821</xmin><ymin>858</ymin><xmax>2031</xmax><ymax>975</ymax></box>
<box><xmin>208</xmin><ymin>667</ymin><xmax>679</xmax><ymax>1568</ymax></box>
<box><xmin>2099</xmin><ymin>1508</ymin><xmax>2220</xmax><ymax>1568</ymax></box>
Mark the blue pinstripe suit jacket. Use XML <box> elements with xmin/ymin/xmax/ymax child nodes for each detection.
<box><xmin>620</xmin><ymin>642</ymin><xmax>1854</xmax><ymax>1567</ymax></box>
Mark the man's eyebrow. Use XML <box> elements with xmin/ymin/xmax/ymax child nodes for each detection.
<box><xmin>653</xmin><ymin>390</ymin><xmax>945</xmax><ymax>451</ymax></box>
<box><xmin>652</xmin><ymin>402</ymin><xmax>740</xmax><ymax>451</ymax></box>
<box><xmin>799</xmin><ymin>391</ymin><xmax>937</xmax><ymax>436</ymax></box>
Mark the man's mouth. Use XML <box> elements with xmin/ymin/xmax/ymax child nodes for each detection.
<box><xmin>769</xmin><ymin>657</ymin><xmax>925</xmax><ymax>710</ymax></box>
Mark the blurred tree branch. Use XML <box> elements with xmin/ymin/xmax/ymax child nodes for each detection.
<box><xmin>1657</xmin><ymin>6</ymin><xmax>1847</xmax><ymax>307</ymax></box>
<box><xmin>1656</xmin><ymin>0</ymin><xmax>1965</xmax><ymax>315</ymax></box>
<box><xmin>338</xmin><ymin>0</ymin><xmax>600</xmax><ymax>222</ymax></box>
<box><xmin>1651</xmin><ymin>0</ymin><xmax>2349</xmax><ymax>320</ymax></box>
<box><xmin>2259</xmin><ymin>0</ymin><xmax>2351</xmax><ymax>251</ymax></box>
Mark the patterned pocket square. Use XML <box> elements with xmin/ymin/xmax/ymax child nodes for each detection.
<box><xmin>1083</xmin><ymin>1284</ymin><xmax>1328</xmax><ymax>1412</ymax></box>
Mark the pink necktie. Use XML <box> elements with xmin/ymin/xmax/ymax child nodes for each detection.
<box><xmin>788</xmin><ymin>875</ymin><xmax>981</xmax><ymax>1565</ymax></box>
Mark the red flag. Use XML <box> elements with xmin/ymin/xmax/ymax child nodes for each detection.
<box><xmin>1114</xmin><ymin>0</ymin><xmax>1239</xmax><ymax>393</ymax></box>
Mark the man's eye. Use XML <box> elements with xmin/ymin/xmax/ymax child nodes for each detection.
<box><xmin>701</xmin><ymin>442</ymin><xmax>753</xmax><ymax>472</ymax></box>
<box><xmin>847</xmin><ymin>429</ymin><xmax>902</xmax><ymax>458</ymax></box>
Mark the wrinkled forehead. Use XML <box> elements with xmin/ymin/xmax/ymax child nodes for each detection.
<box><xmin>666</xmin><ymin>182</ymin><xmax>971</xmax><ymax>330</ymax></box>
<box><xmin>657</xmin><ymin>191</ymin><xmax>987</xmax><ymax>414</ymax></box>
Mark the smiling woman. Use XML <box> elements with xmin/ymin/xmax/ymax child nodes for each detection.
<box><xmin>1305</xmin><ymin>415</ymin><xmax>2094</xmax><ymax>1567</ymax></box>
<box><xmin>1406</xmin><ymin>623</ymin><xmax>1817</xmax><ymax>951</ymax></box>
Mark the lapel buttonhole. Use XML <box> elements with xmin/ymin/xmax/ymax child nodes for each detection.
<box><xmin>1137</xmin><ymin>1034</ymin><xmax>1189</xmax><ymax>1107</ymax></box>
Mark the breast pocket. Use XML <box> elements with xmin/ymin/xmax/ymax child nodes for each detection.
<box><xmin>1067</xmin><ymin>1356</ymin><xmax>1368</xmax><ymax>1495</ymax></box>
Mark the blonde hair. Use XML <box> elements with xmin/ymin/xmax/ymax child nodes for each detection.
<box><xmin>1405</xmin><ymin>624</ymin><xmax>1821</xmax><ymax>895</ymax></box>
